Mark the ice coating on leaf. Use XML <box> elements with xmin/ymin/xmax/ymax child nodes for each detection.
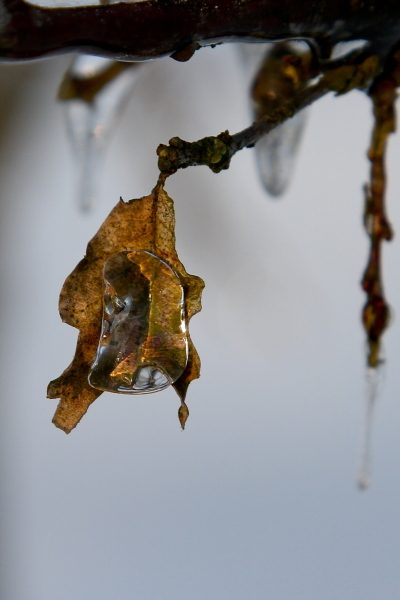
<box><xmin>61</xmin><ymin>56</ymin><xmax>143</xmax><ymax>212</ymax></box>
<box><xmin>88</xmin><ymin>250</ymin><xmax>188</xmax><ymax>394</ymax></box>
<box><xmin>357</xmin><ymin>366</ymin><xmax>383</xmax><ymax>490</ymax></box>
<box><xmin>254</xmin><ymin>109</ymin><xmax>308</xmax><ymax>196</ymax></box>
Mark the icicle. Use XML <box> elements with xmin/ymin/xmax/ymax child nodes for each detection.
<box><xmin>254</xmin><ymin>109</ymin><xmax>309</xmax><ymax>196</ymax></box>
<box><xmin>357</xmin><ymin>366</ymin><xmax>383</xmax><ymax>490</ymax></box>
<box><xmin>239</xmin><ymin>41</ymin><xmax>313</xmax><ymax>197</ymax></box>
<box><xmin>238</xmin><ymin>42</ymin><xmax>272</xmax><ymax>83</ymax></box>
<box><xmin>59</xmin><ymin>56</ymin><xmax>144</xmax><ymax>212</ymax></box>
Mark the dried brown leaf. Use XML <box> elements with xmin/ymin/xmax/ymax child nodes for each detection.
<box><xmin>48</xmin><ymin>185</ymin><xmax>204</xmax><ymax>433</ymax></box>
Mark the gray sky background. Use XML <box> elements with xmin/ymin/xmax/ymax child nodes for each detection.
<box><xmin>1</xmin><ymin>44</ymin><xmax>400</xmax><ymax>600</ymax></box>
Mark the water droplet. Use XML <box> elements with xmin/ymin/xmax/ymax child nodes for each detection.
<box><xmin>60</xmin><ymin>56</ymin><xmax>143</xmax><ymax>212</ymax></box>
<box><xmin>357</xmin><ymin>366</ymin><xmax>383</xmax><ymax>490</ymax></box>
<box><xmin>88</xmin><ymin>250</ymin><xmax>188</xmax><ymax>394</ymax></box>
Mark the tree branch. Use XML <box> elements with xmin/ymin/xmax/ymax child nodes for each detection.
<box><xmin>157</xmin><ymin>84</ymin><xmax>327</xmax><ymax>176</ymax></box>
<box><xmin>156</xmin><ymin>52</ymin><xmax>381</xmax><ymax>176</ymax></box>
<box><xmin>1</xmin><ymin>0</ymin><xmax>400</xmax><ymax>62</ymax></box>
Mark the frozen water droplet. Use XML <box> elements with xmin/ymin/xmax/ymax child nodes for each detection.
<box><xmin>88</xmin><ymin>250</ymin><xmax>188</xmax><ymax>394</ymax></box>
<box><xmin>357</xmin><ymin>366</ymin><xmax>383</xmax><ymax>490</ymax></box>
<box><xmin>255</xmin><ymin>109</ymin><xmax>308</xmax><ymax>196</ymax></box>
<box><xmin>61</xmin><ymin>56</ymin><xmax>143</xmax><ymax>212</ymax></box>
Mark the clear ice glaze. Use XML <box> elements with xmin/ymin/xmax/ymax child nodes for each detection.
<box><xmin>88</xmin><ymin>250</ymin><xmax>188</xmax><ymax>394</ymax></box>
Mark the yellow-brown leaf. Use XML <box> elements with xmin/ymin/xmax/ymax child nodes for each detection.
<box><xmin>48</xmin><ymin>185</ymin><xmax>204</xmax><ymax>433</ymax></box>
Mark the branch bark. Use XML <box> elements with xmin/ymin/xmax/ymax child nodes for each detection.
<box><xmin>1</xmin><ymin>0</ymin><xmax>400</xmax><ymax>62</ymax></box>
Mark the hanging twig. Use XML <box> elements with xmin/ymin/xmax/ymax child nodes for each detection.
<box><xmin>362</xmin><ymin>50</ymin><xmax>400</xmax><ymax>366</ymax></box>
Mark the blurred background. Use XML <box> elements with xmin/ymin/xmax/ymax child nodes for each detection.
<box><xmin>0</xmin><ymin>43</ymin><xmax>400</xmax><ymax>599</ymax></box>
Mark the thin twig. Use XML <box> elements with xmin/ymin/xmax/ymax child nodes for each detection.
<box><xmin>157</xmin><ymin>52</ymin><xmax>381</xmax><ymax>176</ymax></box>
<box><xmin>361</xmin><ymin>51</ymin><xmax>400</xmax><ymax>366</ymax></box>
<box><xmin>157</xmin><ymin>80</ymin><xmax>329</xmax><ymax>175</ymax></box>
